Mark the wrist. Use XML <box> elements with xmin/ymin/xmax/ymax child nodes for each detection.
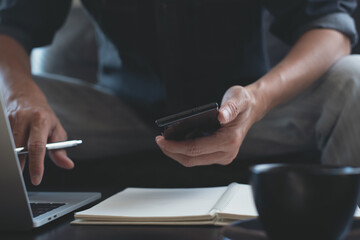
<box><xmin>1</xmin><ymin>73</ymin><xmax>31</xmax><ymax>99</ymax></box>
<box><xmin>245</xmin><ymin>82</ymin><xmax>271</xmax><ymax>123</ymax></box>
<box><xmin>1</xmin><ymin>73</ymin><xmax>46</xmax><ymax>110</ymax></box>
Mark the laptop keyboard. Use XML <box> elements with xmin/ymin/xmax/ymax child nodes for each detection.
<box><xmin>30</xmin><ymin>203</ymin><xmax>65</xmax><ymax>217</ymax></box>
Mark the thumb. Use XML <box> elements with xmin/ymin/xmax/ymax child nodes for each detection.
<box><xmin>218</xmin><ymin>101</ymin><xmax>240</xmax><ymax>125</ymax></box>
<box><xmin>218</xmin><ymin>86</ymin><xmax>248</xmax><ymax>124</ymax></box>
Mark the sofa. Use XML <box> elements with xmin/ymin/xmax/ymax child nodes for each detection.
<box><xmin>26</xmin><ymin>2</ymin><xmax>358</xmax><ymax>191</ymax></box>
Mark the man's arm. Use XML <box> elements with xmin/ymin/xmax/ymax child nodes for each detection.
<box><xmin>156</xmin><ymin>28</ymin><xmax>350</xmax><ymax>166</ymax></box>
<box><xmin>0</xmin><ymin>0</ymin><xmax>73</xmax><ymax>185</ymax></box>
<box><xmin>239</xmin><ymin>28</ymin><xmax>351</xmax><ymax>123</ymax></box>
<box><xmin>0</xmin><ymin>36</ymin><xmax>74</xmax><ymax>185</ymax></box>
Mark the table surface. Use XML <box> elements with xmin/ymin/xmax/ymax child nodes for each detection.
<box><xmin>1</xmin><ymin>217</ymin><xmax>224</xmax><ymax>240</ymax></box>
<box><xmin>0</xmin><ymin>187</ymin><xmax>226</xmax><ymax>240</ymax></box>
<box><xmin>2</xmin><ymin>186</ymin><xmax>360</xmax><ymax>240</ymax></box>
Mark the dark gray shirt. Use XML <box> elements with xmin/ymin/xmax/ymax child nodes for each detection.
<box><xmin>0</xmin><ymin>0</ymin><xmax>358</xmax><ymax>118</ymax></box>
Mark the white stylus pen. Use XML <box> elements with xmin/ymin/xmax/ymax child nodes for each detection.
<box><xmin>15</xmin><ymin>140</ymin><xmax>82</xmax><ymax>155</ymax></box>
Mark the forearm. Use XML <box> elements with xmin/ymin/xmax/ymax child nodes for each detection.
<box><xmin>247</xmin><ymin>29</ymin><xmax>351</xmax><ymax>121</ymax></box>
<box><xmin>0</xmin><ymin>35</ymin><xmax>73</xmax><ymax>185</ymax></box>
<box><xmin>0</xmin><ymin>35</ymin><xmax>46</xmax><ymax>105</ymax></box>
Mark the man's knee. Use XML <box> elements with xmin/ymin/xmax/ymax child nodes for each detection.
<box><xmin>314</xmin><ymin>54</ymin><xmax>360</xmax><ymax>103</ymax></box>
<box><xmin>326</xmin><ymin>55</ymin><xmax>360</xmax><ymax>86</ymax></box>
<box><xmin>316</xmin><ymin>55</ymin><xmax>360</xmax><ymax>166</ymax></box>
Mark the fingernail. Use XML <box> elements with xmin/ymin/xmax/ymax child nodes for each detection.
<box><xmin>32</xmin><ymin>175</ymin><xmax>42</xmax><ymax>185</ymax></box>
<box><xmin>222</xmin><ymin>108</ymin><xmax>230</xmax><ymax>123</ymax></box>
<box><xmin>67</xmin><ymin>160</ymin><xmax>75</xmax><ymax>169</ymax></box>
<box><xmin>155</xmin><ymin>136</ymin><xmax>163</xmax><ymax>146</ymax></box>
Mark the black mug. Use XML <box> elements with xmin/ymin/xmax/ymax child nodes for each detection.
<box><xmin>250</xmin><ymin>164</ymin><xmax>360</xmax><ymax>240</ymax></box>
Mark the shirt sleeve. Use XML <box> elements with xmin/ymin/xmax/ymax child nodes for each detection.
<box><xmin>264</xmin><ymin>0</ymin><xmax>358</xmax><ymax>48</ymax></box>
<box><xmin>0</xmin><ymin>0</ymin><xmax>72</xmax><ymax>53</ymax></box>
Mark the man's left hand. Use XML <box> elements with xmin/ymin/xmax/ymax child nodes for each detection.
<box><xmin>155</xmin><ymin>85</ymin><xmax>262</xmax><ymax>166</ymax></box>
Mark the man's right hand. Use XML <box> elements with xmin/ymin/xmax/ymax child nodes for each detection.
<box><xmin>6</xmin><ymin>87</ymin><xmax>74</xmax><ymax>185</ymax></box>
<box><xmin>0</xmin><ymin>35</ymin><xmax>74</xmax><ymax>186</ymax></box>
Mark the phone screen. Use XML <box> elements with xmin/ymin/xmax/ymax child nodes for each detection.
<box><xmin>155</xmin><ymin>103</ymin><xmax>220</xmax><ymax>140</ymax></box>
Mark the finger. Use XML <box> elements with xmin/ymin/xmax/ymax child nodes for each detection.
<box><xmin>219</xmin><ymin>88</ymin><xmax>251</xmax><ymax>124</ymax></box>
<box><xmin>219</xmin><ymin>101</ymin><xmax>244</xmax><ymax>124</ymax></box>
<box><xmin>27</xmin><ymin>115</ymin><xmax>50</xmax><ymax>185</ymax></box>
<box><xmin>155</xmin><ymin>130</ymin><xmax>230</xmax><ymax>157</ymax></box>
<box><xmin>48</xmin><ymin>149</ymin><xmax>74</xmax><ymax>169</ymax></box>
<box><xmin>48</xmin><ymin>124</ymin><xmax>74</xmax><ymax>169</ymax></box>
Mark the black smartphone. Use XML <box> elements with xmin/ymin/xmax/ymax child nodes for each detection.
<box><xmin>155</xmin><ymin>103</ymin><xmax>220</xmax><ymax>140</ymax></box>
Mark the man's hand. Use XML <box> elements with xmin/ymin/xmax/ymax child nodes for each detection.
<box><xmin>6</xmin><ymin>89</ymin><xmax>74</xmax><ymax>185</ymax></box>
<box><xmin>155</xmin><ymin>85</ymin><xmax>261</xmax><ymax>166</ymax></box>
<box><xmin>0</xmin><ymin>35</ymin><xmax>74</xmax><ymax>186</ymax></box>
<box><xmin>156</xmin><ymin>28</ymin><xmax>351</xmax><ymax>167</ymax></box>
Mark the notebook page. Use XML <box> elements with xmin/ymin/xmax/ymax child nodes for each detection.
<box><xmin>75</xmin><ymin>186</ymin><xmax>228</xmax><ymax>221</ymax></box>
<box><xmin>216</xmin><ymin>183</ymin><xmax>258</xmax><ymax>219</ymax></box>
<box><xmin>211</xmin><ymin>182</ymin><xmax>239</xmax><ymax>212</ymax></box>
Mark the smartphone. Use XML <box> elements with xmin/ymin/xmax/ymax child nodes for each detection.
<box><xmin>155</xmin><ymin>102</ymin><xmax>220</xmax><ymax>140</ymax></box>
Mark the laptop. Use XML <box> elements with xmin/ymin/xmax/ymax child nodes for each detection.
<box><xmin>0</xmin><ymin>94</ymin><xmax>101</xmax><ymax>230</ymax></box>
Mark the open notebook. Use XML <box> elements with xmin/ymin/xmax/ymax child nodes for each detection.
<box><xmin>73</xmin><ymin>182</ymin><xmax>360</xmax><ymax>226</ymax></box>
<box><xmin>73</xmin><ymin>183</ymin><xmax>258</xmax><ymax>226</ymax></box>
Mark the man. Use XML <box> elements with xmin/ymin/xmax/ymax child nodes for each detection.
<box><xmin>0</xmin><ymin>0</ymin><xmax>359</xmax><ymax>186</ymax></box>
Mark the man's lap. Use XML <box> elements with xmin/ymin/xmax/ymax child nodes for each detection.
<box><xmin>240</xmin><ymin>55</ymin><xmax>360</xmax><ymax>166</ymax></box>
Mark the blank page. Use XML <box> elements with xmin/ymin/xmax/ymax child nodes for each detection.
<box><xmin>217</xmin><ymin>184</ymin><xmax>258</xmax><ymax>219</ymax></box>
<box><xmin>75</xmin><ymin>186</ymin><xmax>228</xmax><ymax>221</ymax></box>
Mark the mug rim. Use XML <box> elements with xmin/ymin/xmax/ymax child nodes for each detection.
<box><xmin>251</xmin><ymin>163</ymin><xmax>360</xmax><ymax>175</ymax></box>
